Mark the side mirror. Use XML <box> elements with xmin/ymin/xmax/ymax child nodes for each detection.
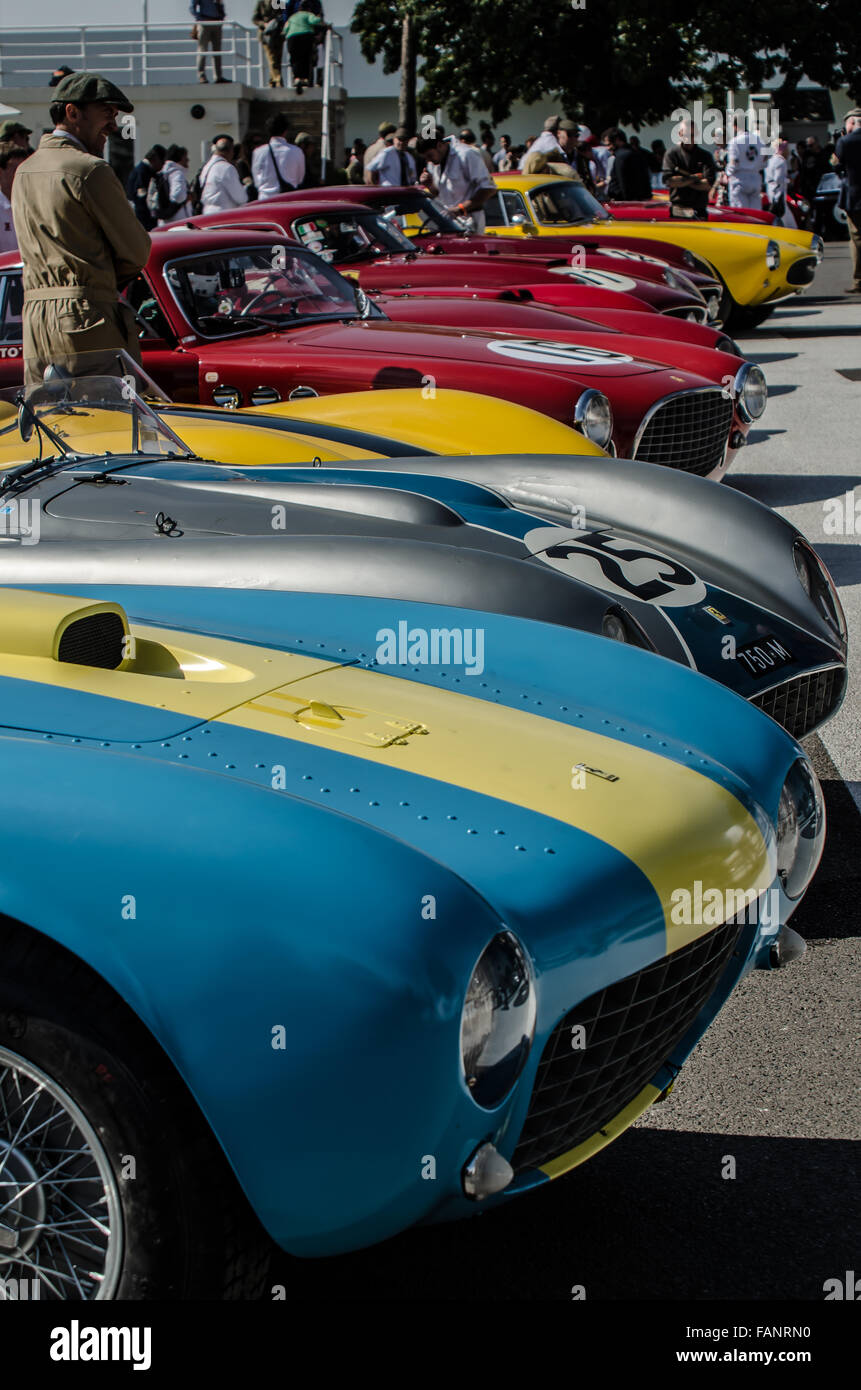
<box><xmin>17</xmin><ymin>402</ymin><xmax>34</xmax><ymax>443</ymax></box>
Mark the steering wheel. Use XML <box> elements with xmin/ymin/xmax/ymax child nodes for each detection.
<box><xmin>238</xmin><ymin>289</ymin><xmax>287</xmax><ymax>317</ymax></box>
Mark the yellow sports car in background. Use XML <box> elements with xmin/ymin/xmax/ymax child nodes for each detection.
<box><xmin>0</xmin><ymin>384</ymin><xmax>607</xmax><ymax>470</ymax></box>
<box><xmin>489</xmin><ymin>175</ymin><xmax>822</xmax><ymax>327</ymax></box>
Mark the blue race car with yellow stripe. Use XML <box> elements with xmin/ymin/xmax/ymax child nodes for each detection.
<box><xmin>0</xmin><ymin>582</ymin><xmax>822</xmax><ymax>1297</ymax></box>
<box><xmin>0</xmin><ymin>377</ymin><xmax>847</xmax><ymax>741</ymax></box>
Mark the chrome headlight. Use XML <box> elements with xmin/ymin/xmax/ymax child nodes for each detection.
<box><xmin>682</xmin><ymin>249</ymin><xmax>696</xmax><ymax>269</ymax></box>
<box><xmin>573</xmin><ymin>389</ymin><xmax>613</xmax><ymax>449</ymax></box>
<box><xmin>766</xmin><ymin>239</ymin><xmax>781</xmax><ymax>270</ymax></box>
<box><xmin>776</xmin><ymin>759</ymin><xmax>825</xmax><ymax>899</ymax></box>
<box><xmin>460</xmin><ymin>931</ymin><xmax>536</xmax><ymax>1109</ymax></box>
<box><xmin>794</xmin><ymin>540</ymin><xmax>847</xmax><ymax>642</ymax></box>
<box><xmin>602</xmin><ymin>605</ymin><xmax>656</xmax><ymax>650</ymax></box>
<box><xmin>734</xmin><ymin>362</ymin><xmax>768</xmax><ymax>421</ymax></box>
<box><xmin>812</xmin><ymin>234</ymin><xmax>824</xmax><ymax>262</ymax></box>
<box><xmin>705</xmin><ymin>293</ymin><xmax>721</xmax><ymax>321</ymax></box>
<box><xmin>663</xmin><ymin>267</ymin><xmax>682</xmax><ymax>290</ymax></box>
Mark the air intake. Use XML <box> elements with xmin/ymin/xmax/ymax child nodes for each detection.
<box><xmin>57</xmin><ymin>611</ymin><xmax>126</xmax><ymax>670</ymax></box>
<box><xmin>0</xmin><ymin>590</ymin><xmax>131</xmax><ymax>668</ymax></box>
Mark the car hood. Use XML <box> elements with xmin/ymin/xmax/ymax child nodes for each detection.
<box><xmin>201</xmin><ymin>319</ymin><xmax>661</xmax><ymax>379</ymax></box>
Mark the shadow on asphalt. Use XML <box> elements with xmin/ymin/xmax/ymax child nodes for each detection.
<box><xmin>813</xmin><ymin>543</ymin><xmax>861</xmax><ymax>585</ymax></box>
<box><xmin>794</xmin><ymin>736</ymin><xmax>861</xmax><ymax>943</ymax></box>
<box><xmin>269</xmin><ymin>1128</ymin><xmax>860</xmax><ymax>1300</ymax></box>
<box><xmin>737</xmin><ymin>351</ymin><xmax>800</xmax><ymax>362</ymax></box>
<box><xmin>726</xmin><ymin>473</ymin><xmax>861</xmax><ymax>506</ymax></box>
<box><xmin>763</xmin><ymin>384</ymin><xmax>798</xmax><ymax>397</ymax></box>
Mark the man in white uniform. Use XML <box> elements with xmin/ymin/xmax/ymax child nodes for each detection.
<box><xmin>251</xmin><ymin>114</ymin><xmax>305</xmax><ymax>198</ymax></box>
<box><xmin>198</xmin><ymin>136</ymin><xmax>248</xmax><ymax>211</ymax></box>
<box><xmin>727</xmin><ymin>128</ymin><xmax>767</xmax><ymax>209</ymax></box>
<box><xmin>423</xmin><ymin>130</ymin><xmax>494</xmax><ymax>231</ymax></box>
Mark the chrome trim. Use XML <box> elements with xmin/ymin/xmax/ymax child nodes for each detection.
<box><xmin>573</xmin><ymin>388</ymin><xmax>613</xmax><ymax>449</ymax></box>
<box><xmin>733</xmin><ymin>361</ymin><xmax>767</xmax><ymax>423</ymax></box>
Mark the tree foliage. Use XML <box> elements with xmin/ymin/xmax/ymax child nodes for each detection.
<box><xmin>351</xmin><ymin>0</ymin><xmax>860</xmax><ymax>133</ymax></box>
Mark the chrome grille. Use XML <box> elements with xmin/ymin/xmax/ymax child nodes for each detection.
<box><xmin>632</xmin><ymin>388</ymin><xmax>733</xmax><ymax>476</ymax></box>
<box><xmin>512</xmin><ymin>918</ymin><xmax>742</xmax><ymax>1173</ymax></box>
<box><xmin>750</xmin><ymin>666</ymin><xmax>845</xmax><ymax>739</ymax></box>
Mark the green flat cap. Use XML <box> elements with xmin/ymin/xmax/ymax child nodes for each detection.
<box><xmin>0</xmin><ymin>120</ymin><xmax>32</xmax><ymax>139</ymax></box>
<box><xmin>378</xmin><ymin>121</ymin><xmax>396</xmax><ymax>135</ymax></box>
<box><xmin>52</xmin><ymin>71</ymin><xmax>134</xmax><ymax>114</ymax></box>
<box><xmin>558</xmin><ymin>118</ymin><xmax>578</xmax><ymax>133</ymax></box>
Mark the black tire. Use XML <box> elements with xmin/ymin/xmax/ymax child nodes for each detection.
<box><xmin>0</xmin><ymin>919</ymin><xmax>272</xmax><ymax>1300</ymax></box>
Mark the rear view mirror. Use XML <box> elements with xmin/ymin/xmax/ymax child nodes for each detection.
<box><xmin>17</xmin><ymin>401</ymin><xmax>34</xmax><ymax>443</ymax></box>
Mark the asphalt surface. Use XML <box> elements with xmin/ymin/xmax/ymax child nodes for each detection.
<box><xmin>271</xmin><ymin>245</ymin><xmax>861</xmax><ymax>1301</ymax></box>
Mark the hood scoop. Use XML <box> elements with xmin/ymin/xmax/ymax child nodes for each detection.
<box><xmin>0</xmin><ymin>590</ymin><xmax>130</xmax><ymax>671</ymax></box>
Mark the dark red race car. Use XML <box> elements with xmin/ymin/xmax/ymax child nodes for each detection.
<box><xmin>191</xmin><ymin>191</ymin><xmax>723</xmax><ymax>324</ymax></box>
<box><xmin>282</xmin><ymin>184</ymin><xmax>726</xmax><ymax>305</ymax></box>
<box><xmin>0</xmin><ymin>229</ymin><xmax>763</xmax><ymax>475</ymax></box>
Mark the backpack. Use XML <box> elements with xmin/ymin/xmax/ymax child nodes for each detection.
<box><xmin>146</xmin><ymin>171</ymin><xmax>174</xmax><ymax>222</ymax></box>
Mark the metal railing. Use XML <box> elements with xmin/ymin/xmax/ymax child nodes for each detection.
<box><xmin>0</xmin><ymin>23</ymin><xmax>345</xmax><ymax>91</ymax></box>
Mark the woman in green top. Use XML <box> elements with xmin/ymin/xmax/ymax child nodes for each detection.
<box><xmin>286</xmin><ymin>2</ymin><xmax>325</xmax><ymax>92</ymax></box>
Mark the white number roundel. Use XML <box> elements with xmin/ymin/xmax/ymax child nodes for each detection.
<box><xmin>600</xmin><ymin>248</ymin><xmax>668</xmax><ymax>266</ymax></box>
<box><xmin>549</xmin><ymin>266</ymin><xmax>639</xmax><ymax>292</ymax></box>
<box><xmin>486</xmin><ymin>339</ymin><xmax>634</xmax><ymax>367</ymax></box>
<box><xmin>525</xmin><ymin>526</ymin><xmax>707</xmax><ymax>607</ymax></box>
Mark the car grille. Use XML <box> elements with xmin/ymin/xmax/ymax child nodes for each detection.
<box><xmin>57</xmin><ymin>612</ymin><xmax>126</xmax><ymax>670</ymax></box>
<box><xmin>631</xmin><ymin>388</ymin><xmax>733</xmax><ymax>476</ymax></box>
<box><xmin>787</xmin><ymin>257</ymin><xmax>817</xmax><ymax>286</ymax></box>
<box><xmin>750</xmin><ymin>666</ymin><xmax>845</xmax><ymax>739</ymax></box>
<box><xmin>512</xmin><ymin>918</ymin><xmax>742</xmax><ymax>1173</ymax></box>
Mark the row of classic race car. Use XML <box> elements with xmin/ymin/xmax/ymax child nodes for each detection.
<box><xmin>0</xmin><ymin>166</ymin><xmax>836</xmax><ymax>1301</ymax></box>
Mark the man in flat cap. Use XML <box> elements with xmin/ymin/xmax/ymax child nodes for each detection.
<box><xmin>11</xmin><ymin>72</ymin><xmax>152</xmax><ymax>384</ymax></box>
<box><xmin>0</xmin><ymin>121</ymin><xmax>32</xmax><ymax>149</ymax></box>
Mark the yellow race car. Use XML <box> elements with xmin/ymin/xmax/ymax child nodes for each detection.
<box><xmin>0</xmin><ymin>383</ymin><xmax>605</xmax><ymax>471</ymax></box>
<box><xmin>489</xmin><ymin>174</ymin><xmax>823</xmax><ymax>327</ymax></box>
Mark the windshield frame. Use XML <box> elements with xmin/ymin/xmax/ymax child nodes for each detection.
<box><xmin>161</xmin><ymin>243</ymin><xmax>364</xmax><ymax>341</ymax></box>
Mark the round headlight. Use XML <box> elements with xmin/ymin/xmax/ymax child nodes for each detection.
<box><xmin>766</xmin><ymin>239</ymin><xmax>781</xmax><ymax>270</ymax></box>
<box><xmin>682</xmin><ymin>249</ymin><xmax>696</xmax><ymax>269</ymax></box>
<box><xmin>573</xmin><ymin>389</ymin><xmax>613</xmax><ymax>449</ymax></box>
<box><xmin>460</xmin><ymin>931</ymin><xmax>536</xmax><ymax>1109</ymax></box>
<box><xmin>734</xmin><ymin>362</ymin><xmax>768</xmax><ymax>421</ymax></box>
<box><xmin>602</xmin><ymin>612</ymin><xmax>628</xmax><ymax>643</ymax></box>
<box><xmin>794</xmin><ymin>540</ymin><xmax>847</xmax><ymax>642</ymax></box>
<box><xmin>663</xmin><ymin>268</ymin><xmax>682</xmax><ymax>290</ymax></box>
<box><xmin>794</xmin><ymin>544</ymin><xmax>812</xmax><ymax>596</ymax></box>
<box><xmin>706</xmin><ymin>293</ymin><xmax>721</xmax><ymax>321</ymax></box>
<box><xmin>812</xmin><ymin>234</ymin><xmax>824</xmax><ymax>262</ymax></box>
<box><xmin>716</xmin><ymin>334</ymin><xmax>741</xmax><ymax>355</ymax></box>
<box><xmin>776</xmin><ymin>759</ymin><xmax>825</xmax><ymax>899</ymax></box>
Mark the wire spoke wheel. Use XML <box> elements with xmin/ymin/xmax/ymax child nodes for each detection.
<box><xmin>0</xmin><ymin>1046</ymin><xmax>122</xmax><ymax>1300</ymax></box>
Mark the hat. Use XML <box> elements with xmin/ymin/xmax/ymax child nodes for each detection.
<box><xmin>577</xmin><ymin>124</ymin><xmax>592</xmax><ymax>141</ymax></box>
<box><xmin>558</xmin><ymin>119</ymin><xmax>578</xmax><ymax>133</ymax></box>
<box><xmin>846</xmin><ymin>108</ymin><xmax>861</xmax><ymax>120</ymax></box>
<box><xmin>52</xmin><ymin>71</ymin><xmax>134</xmax><ymax>114</ymax></box>
<box><xmin>378</xmin><ymin>121</ymin><xmax>397</xmax><ymax>136</ymax></box>
<box><xmin>0</xmin><ymin>121</ymin><xmax>31</xmax><ymax>140</ymax></box>
<box><xmin>294</xmin><ymin>131</ymin><xmax>312</xmax><ymax>144</ymax></box>
<box><xmin>543</xmin><ymin>115</ymin><xmax>561</xmax><ymax>132</ymax></box>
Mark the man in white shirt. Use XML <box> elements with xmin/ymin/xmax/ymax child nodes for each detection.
<box><xmin>366</xmin><ymin>128</ymin><xmax>417</xmax><ymax>187</ymax></box>
<box><xmin>422</xmin><ymin>130</ymin><xmax>494</xmax><ymax>231</ymax></box>
<box><xmin>727</xmin><ymin>127</ymin><xmax>767</xmax><ymax>209</ymax></box>
<box><xmin>251</xmin><ymin>113</ymin><xmax>305</xmax><ymax>199</ymax></box>
<box><xmin>0</xmin><ymin>142</ymin><xmax>29</xmax><ymax>253</ymax></box>
<box><xmin>198</xmin><ymin>136</ymin><xmax>248</xmax><ymax>211</ymax></box>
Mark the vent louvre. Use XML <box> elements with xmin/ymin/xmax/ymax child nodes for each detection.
<box><xmin>57</xmin><ymin>613</ymin><xmax>126</xmax><ymax>670</ymax></box>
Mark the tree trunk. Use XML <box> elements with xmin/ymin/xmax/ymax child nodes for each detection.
<box><xmin>399</xmin><ymin>11</ymin><xmax>417</xmax><ymax>133</ymax></box>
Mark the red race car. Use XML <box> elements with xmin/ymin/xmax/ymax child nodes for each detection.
<box><xmin>191</xmin><ymin>193</ymin><xmax>721</xmax><ymax>324</ymax></box>
<box><xmin>286</xmin><ymin>185</ymin><xmax>726</xmax><ymax>300</ymax></box>
<box><xmin>0</xmin><ymin>230</ymin><xmax>762</xmax><ymax>476</ymax></box>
